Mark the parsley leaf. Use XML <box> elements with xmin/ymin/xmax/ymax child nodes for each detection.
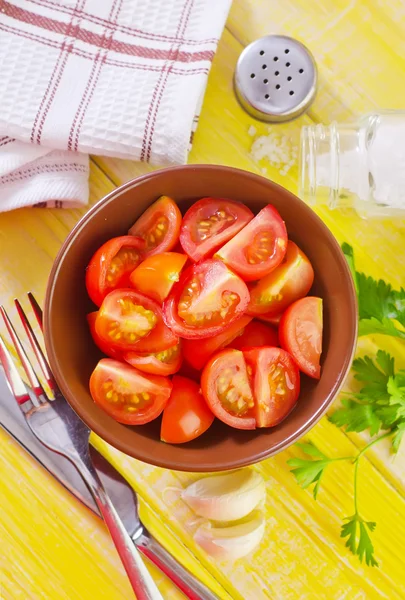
<box><xmin>329</xmin><ymin>399</ymin><xmax>382</xmax><ymax>435</ymax></box>
<box><xmin>287</xmin><ymin>443</ymin><xmax>331</xmax><ymax>499</ymax></box>
<box><xmin>341</xmin><ymin>515</ymin><xmax>379</xmax><ymax>567</ymax></box>
<box><xmin>342</xmin><ymin>244</ymin><xmax>405</xmax><ymax>339</ymax></box>
<box><xmin>392</xmin><ymin>422</ymin><xmax>405</xmax><ymax>453</ymax></box>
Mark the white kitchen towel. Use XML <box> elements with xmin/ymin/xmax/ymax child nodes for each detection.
<box><xmin>0</xmin><ymin>0</ymin><xmax>232</xmax><ymax>211</ymax></box>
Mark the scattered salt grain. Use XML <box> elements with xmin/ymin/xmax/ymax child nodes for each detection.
<box><xmin>250</xmin><ymin>126</ymin><xmax>299</xmax><ymax>176</ymax></box>
<box><xmin>248</xmin><ymin>125</ymin><xmax>257</xmax><ymax>136</ymax></box>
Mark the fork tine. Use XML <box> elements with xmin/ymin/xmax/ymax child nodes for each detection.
<box><xmin>15</xmin><ymin>298</ymin><xmax>57</xmax><ymax>393</ymax></box>
<box><xmin>28</xmin><ymin>292</ymin><xmax>43</xmax><ymax>329</ymax></box>
<box><xmin>0</xmin><ymin>305</ymin><xmax>46</xmax><ymax>402</ymax></box>
<box><xmin>0</xmin><ymin>334</ymin><xmax>32</xmax><ymax>406</ymax></box>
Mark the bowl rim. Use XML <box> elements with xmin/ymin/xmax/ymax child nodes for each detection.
<box><xmin>44</xmin><ymin>164</ymin><xmax>358</xmax><ymax>470</ymax></box>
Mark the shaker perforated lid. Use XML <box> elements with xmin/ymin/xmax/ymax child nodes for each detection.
<box><xmin>234</xmin><ymin>35</ymin><xmax>317</xmax><ymax>122</ymax></box>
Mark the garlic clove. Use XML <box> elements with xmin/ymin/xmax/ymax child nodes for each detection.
<box><xmin>194</xmin><ymin>510</ymin><xmax>265</xmax><ymax>561</ymax></box>
<box><xmin>182</xmin><ymin>469</ymin><xmax>265</xmax><ymax>521</ymax></box>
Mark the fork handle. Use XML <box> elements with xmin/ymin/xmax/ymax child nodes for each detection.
<box><xmin>80</xmin><ymin>463</ymin><xmax>163</xmax><ymax>600</ymax></box>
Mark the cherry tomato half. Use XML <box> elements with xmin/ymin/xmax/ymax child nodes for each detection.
<box><xmin>123</xmin><ymin>341</ymin><xmax>183</xmax><ymax>376</ymax></box>
<box><xmin>248</xmin><ymin>241</ymin><xmax>314</xmax><ymax>316</ymax></box>
<box><xmin>163</xmin><ymin>259</ymin><xmax>250</xmax><ymax>339</ymax></box>
<box><xmin>180</xmin><ymin>198</ymin><xmax>253</xmax><ymax>263</ymax></box>
<box><xmin>279</xmin><ymin>297</ymin><xmax>323</xmax><ymax>379</ymax></box>
<box><xmin>130</xmin><ymin>252</ymin><xmax>188</xmax><ymax>304</ymax></box>
<box><xmin>243</xmin><ymin>347</ymin><xmax>300</xmax><ymax>427</ymax></box>
<box><xmin>201</xmin><ymin>349</ymin><xmax>256</xmax><ymax>430</ymax></box>
<box><xmin>128</xmin><ymin>196</ymin><xmax>182</xmax><ymax>258</ymax></box>
<box><xmin>215</xmin><ymin>204</ymin><xmax>288</xmax><ymax>281</ymax></box>
<box><xmin>229</xmin><ymin>320</ymin><xmax>278</xmax><ymax>351</ymax></box>
<box><xmin>87</xmin><ymin>312</ymin><xmax>122</xmax><ymax>360</ymax></box>
<box><xmin>182</xmin><ymin>314</ymin><xmax>253</xmax><ymax>371</ymax></box>
<box><xmin>95</xmin><ymin>289</ymin><xmax>178</xmax><ymax>353</ymax></box>
<box><xmin>86</xmin><ymin>236</ymin><xmax>145</xmax><ymax>307</ymax></box>
<box><xmin>161</xmin><ymin>376</ymin><xmax>215</xmax><ymax>444</ymax></box>
<box><xmin>89</xmin><ymin>358</ymin><xmax>172</xmax><ymax>425</ymax></box>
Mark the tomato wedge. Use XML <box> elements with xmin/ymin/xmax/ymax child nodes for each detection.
<box><xmin>89</xmin><ymin>358</ymin><xmax>172</xmax><ymax>425</ymax></box>
<box><xmin>201</xmin><ymin>349</ymin><xmax>256</xmax><ymax>430</ymax></box>
<box><xmin>248</xmin><ymin>241</ymin><xmax>314</xmax><ymax>316</ymax></box>
<box><xmin>128</xmin><ymin>196</ymin><xmax>182</xmax><ymax>258</ymax></box>
<box><xmin>180</xmin><ymin>198</ymin><xmax>253</xmax><ymax>262</ymax></box>
<box><xmin>163</xmin><ymin>259</ymin><xmax>250</xmax><ymax>339</ymax></box>
<box><xmin>229</xmin><ymin>320</ymin><xmax>278</xmax><ymax>351</ymax></box>
<box><xmin>182</xmin><ymin>314</ymin><xmax>253</xmax><ymax>370</ymax></box>
<box><xmin>243</xmin><ymin>347</ymin><xmax>300</xmax><ymax>427</ymax></box>
<box><xmin>95</xmin><ymin>289</ymin><xmax>178</xmax><ymax>353</ymax></box>
<box><xmin>279</xmin><ymin>297</ymin><xmax>323</xmax><ymax>379</ymax></box>
<box><xmin>130</xmin><ymin>252</ymin><xmax>188</xmax><ymax>304</ymax></box>
<box><xmin>161</xmin><ymin>376</ymin><xmax>215</xmax><ymax>443</ymax></box>
<box><xmin>215</xmin><ymin>204</ymin><xmax>287</xmax><ymax>281</ymax></box>
<box><xmin>86</xmin><ymin>236</ymin><xmax>145</xmax><ymax>307</ymax></box>
<box><xmin>87</xmin><ymin>312</ymin><xmax>122</xmax><ymax>360</ymax></box>
<box><xmin>123</xmin><ymin>341</ymin><xmax>182</xmax><ymax>376</ymax></box>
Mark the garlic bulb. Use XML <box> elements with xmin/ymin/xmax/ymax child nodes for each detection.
<box><xmin>182</xmin><ymin>469</ymin><xmax>265</xmax><ymax>521</ymax></box>
<box><xmin>194</xmin><ymin>510</ymin><xmax>265</xmax><ymax>561</ymax></box>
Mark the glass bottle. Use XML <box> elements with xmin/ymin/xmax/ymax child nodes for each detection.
<box><xmin>299</xmin><ymin>111</ymin><xmax>405</xmax><ymax>217</ymax></box>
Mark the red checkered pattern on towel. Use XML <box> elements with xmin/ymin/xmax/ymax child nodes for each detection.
<box><xmin>0</xmin><ymin>0</ymin><xmax>231</xmax><ymax>211</ymax></box>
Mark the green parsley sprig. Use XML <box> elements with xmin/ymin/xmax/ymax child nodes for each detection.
<box><xmin>288</xmin><ymin>244</ymin><xmax>405</xmax><ymax>567</ymax></box>
<box><xmin>342</xmin><ymin>243</ymin><xmax>405</xmax><ymax>340</ymax></box>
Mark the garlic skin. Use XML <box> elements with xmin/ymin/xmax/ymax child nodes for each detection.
<box><xmin>182</xmin><ymin>469</ymin><xmax>265</xmax><ymax>521</ymax></box>
<box><xmin>194</xmin><ymin>511</ymin><xmax>265</xmax><ymax>561</ymax></box>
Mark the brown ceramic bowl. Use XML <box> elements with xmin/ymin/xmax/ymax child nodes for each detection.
<box><xmin>44</xmin><ymin>165</ymin><xmax>357</xmax><ymax>472</ymax></box>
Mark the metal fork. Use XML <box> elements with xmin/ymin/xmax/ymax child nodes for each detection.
<box><xmin>0</xmin><ymin>294</ymin><xmax>163</xmax><ymax>600</ymax></box>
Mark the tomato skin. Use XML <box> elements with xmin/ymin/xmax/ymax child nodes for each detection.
<box><xmin>96</xmin><ymin>289</ymin><xmax>178</xmax><ymax>353</ymax></box>
<box><xmin>243</xmin><ymin>347</ymin><xmax>300</xmax><ymax>428</ymax></box>
<box><xmin>180</xmin><ymin>198</ymin><xmax>254</xmax><ymax>263</ymax></box>
<box><xmin>279</xmin><ymin>297</ymin><xmax>323</xmax><ymax>379</ymax></box>
<box><xmin>229</xmin><ymin>320</ymin><xmax>278</xmax><ymax>351</ymax></box>
<box><xmin>161</xmin><ymin>376</ymin><xmax>215</xmax><ymax>444</ymax></box>
<box><xmin>182</xmin><ymin>314</ymin><xmax>253</xmax><ymax>370</ymax></box>
<box><xmin>201</xmin><ymin>349</ymin><xmax>256</xmax><ymax>430</ymax></box>
<box><xmin>163</xmin><ymin>259</ymin><xmax>250</xmax><ymax>340</ymax></box>
<box><xmin>129</xmin><ymin>252</ymin><xmax>188</xmax><ymax>304</ymax></box>
<box><xmin>86</xmin><ymin>236</ymin><xmax>145</xmax><ymax>307</ymax></box>
<box><xmin>128</xmin><ymin>196</ymin><xmax>182</xmax><ymax>258</ymax></box>
<box><xmin>87</xmin><ymin>312</ymin><xmax>122</xmax><ymax>360</ymax></box>
<box><xmin>215</xmin><ymin>204</ymin><xmax>288</xmax><ymax>282</ymax></box>
<box><xmin>123</xmin><ymin>341</ymin><xmax>183</xmax><ymax>376</ymax></box>
<box><xmin>257</xmin><ymin>313</ymin><xmax>282</xmax><ymax>327</ymax></box>
<box><xmin>89</xmin><ymin>358</ymin><xmax>172</xmax><ymax>425</ymax></box>
<box><xmin>248</xmin><ymin>241</ymin><xmax>314</xmax><ymax>316</ymax></box>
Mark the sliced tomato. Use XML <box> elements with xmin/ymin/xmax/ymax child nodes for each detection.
<box><xmin>163</xmin><ymin>259</ymin><xmax>250</xmax><ymax>339</ymax></box>
<box><xmin>229</xmin><ymin>320</ymin><xmax>278</xmax><ymax>351</ymax></box>
<box><xmin>243</xmin><ymin>347</ymin><xmax>300</xmax><ymax>427</ymax></box>
<box><xmin>129</xmin><ymin>252</ymin><xmax>188</xmax><ymax>304</ymax></box>
<box><xmin>201</xmin><ymin>349</ymin><xmax>255</xmax><ymax>430</ymax></box>
<box><xmin>180</xmin><ymin>198</ymin><xmax>253</xmax><ymax>262</ymax></box>
<box><xmin>215</xmin><ymin>204</ymin><xmax>287</xmax><ymax>281</ymax></box>
<box><xmin>89</xmin><ymin>358</ymin><xmax>172</xmax><ymax>425</ymax></box>
<box><xmin>95</xmin><ymin>289</ymin><xmax>178</xmax><ymax>353</ymax></box>
<box><xmin>248</xmin><ymin>241</ymin><xmax>314</xmax><ymax>316</ymax></box>
<box><xmin>86</xmin><ymin>236</ymin><xmax>145</xmax><ymax>307</ymax></box>
<box><xmin>123</xmin><ymin>341</ymin><xmax>182</xmax><ymax>376</ymax></box>
<box><xmin>257</xmin><ymin>313</ymin><xmax>283</xmax><ymax>327</ymax></box>
<box><xmin>161</xmin><ymin>376</ymin><xmax>215</xmax><ymax>444</ymax></box>
<box><xmin>87</xmin><ymin>312</ymin><xmax>122</xmax><ymax>360</ymax></box>
<box><xmin>182</xmin><ymin>314</ymin><xmax>253</xmax><ymax>370</ymax></box>
<box><xmin>128</xmin><ymin>196</ymin><xmax>182</xmax><ymax>258</ymax></box>
<box><xmin>279</xmin><ymin>297</ymin><xmax>323</xmax><ymax>379</ymax></box>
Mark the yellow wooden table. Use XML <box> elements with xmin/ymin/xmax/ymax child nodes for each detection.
<box><xmin>2</xmin><ymin>1</ymin><xmax>405</xmax><ymax>598</ymax></box>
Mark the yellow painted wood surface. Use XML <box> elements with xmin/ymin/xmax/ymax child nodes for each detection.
<box><xmin>1</xmin><ymin>1</ymin><xmax>405</xmax><ymax>599</ymax></box>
